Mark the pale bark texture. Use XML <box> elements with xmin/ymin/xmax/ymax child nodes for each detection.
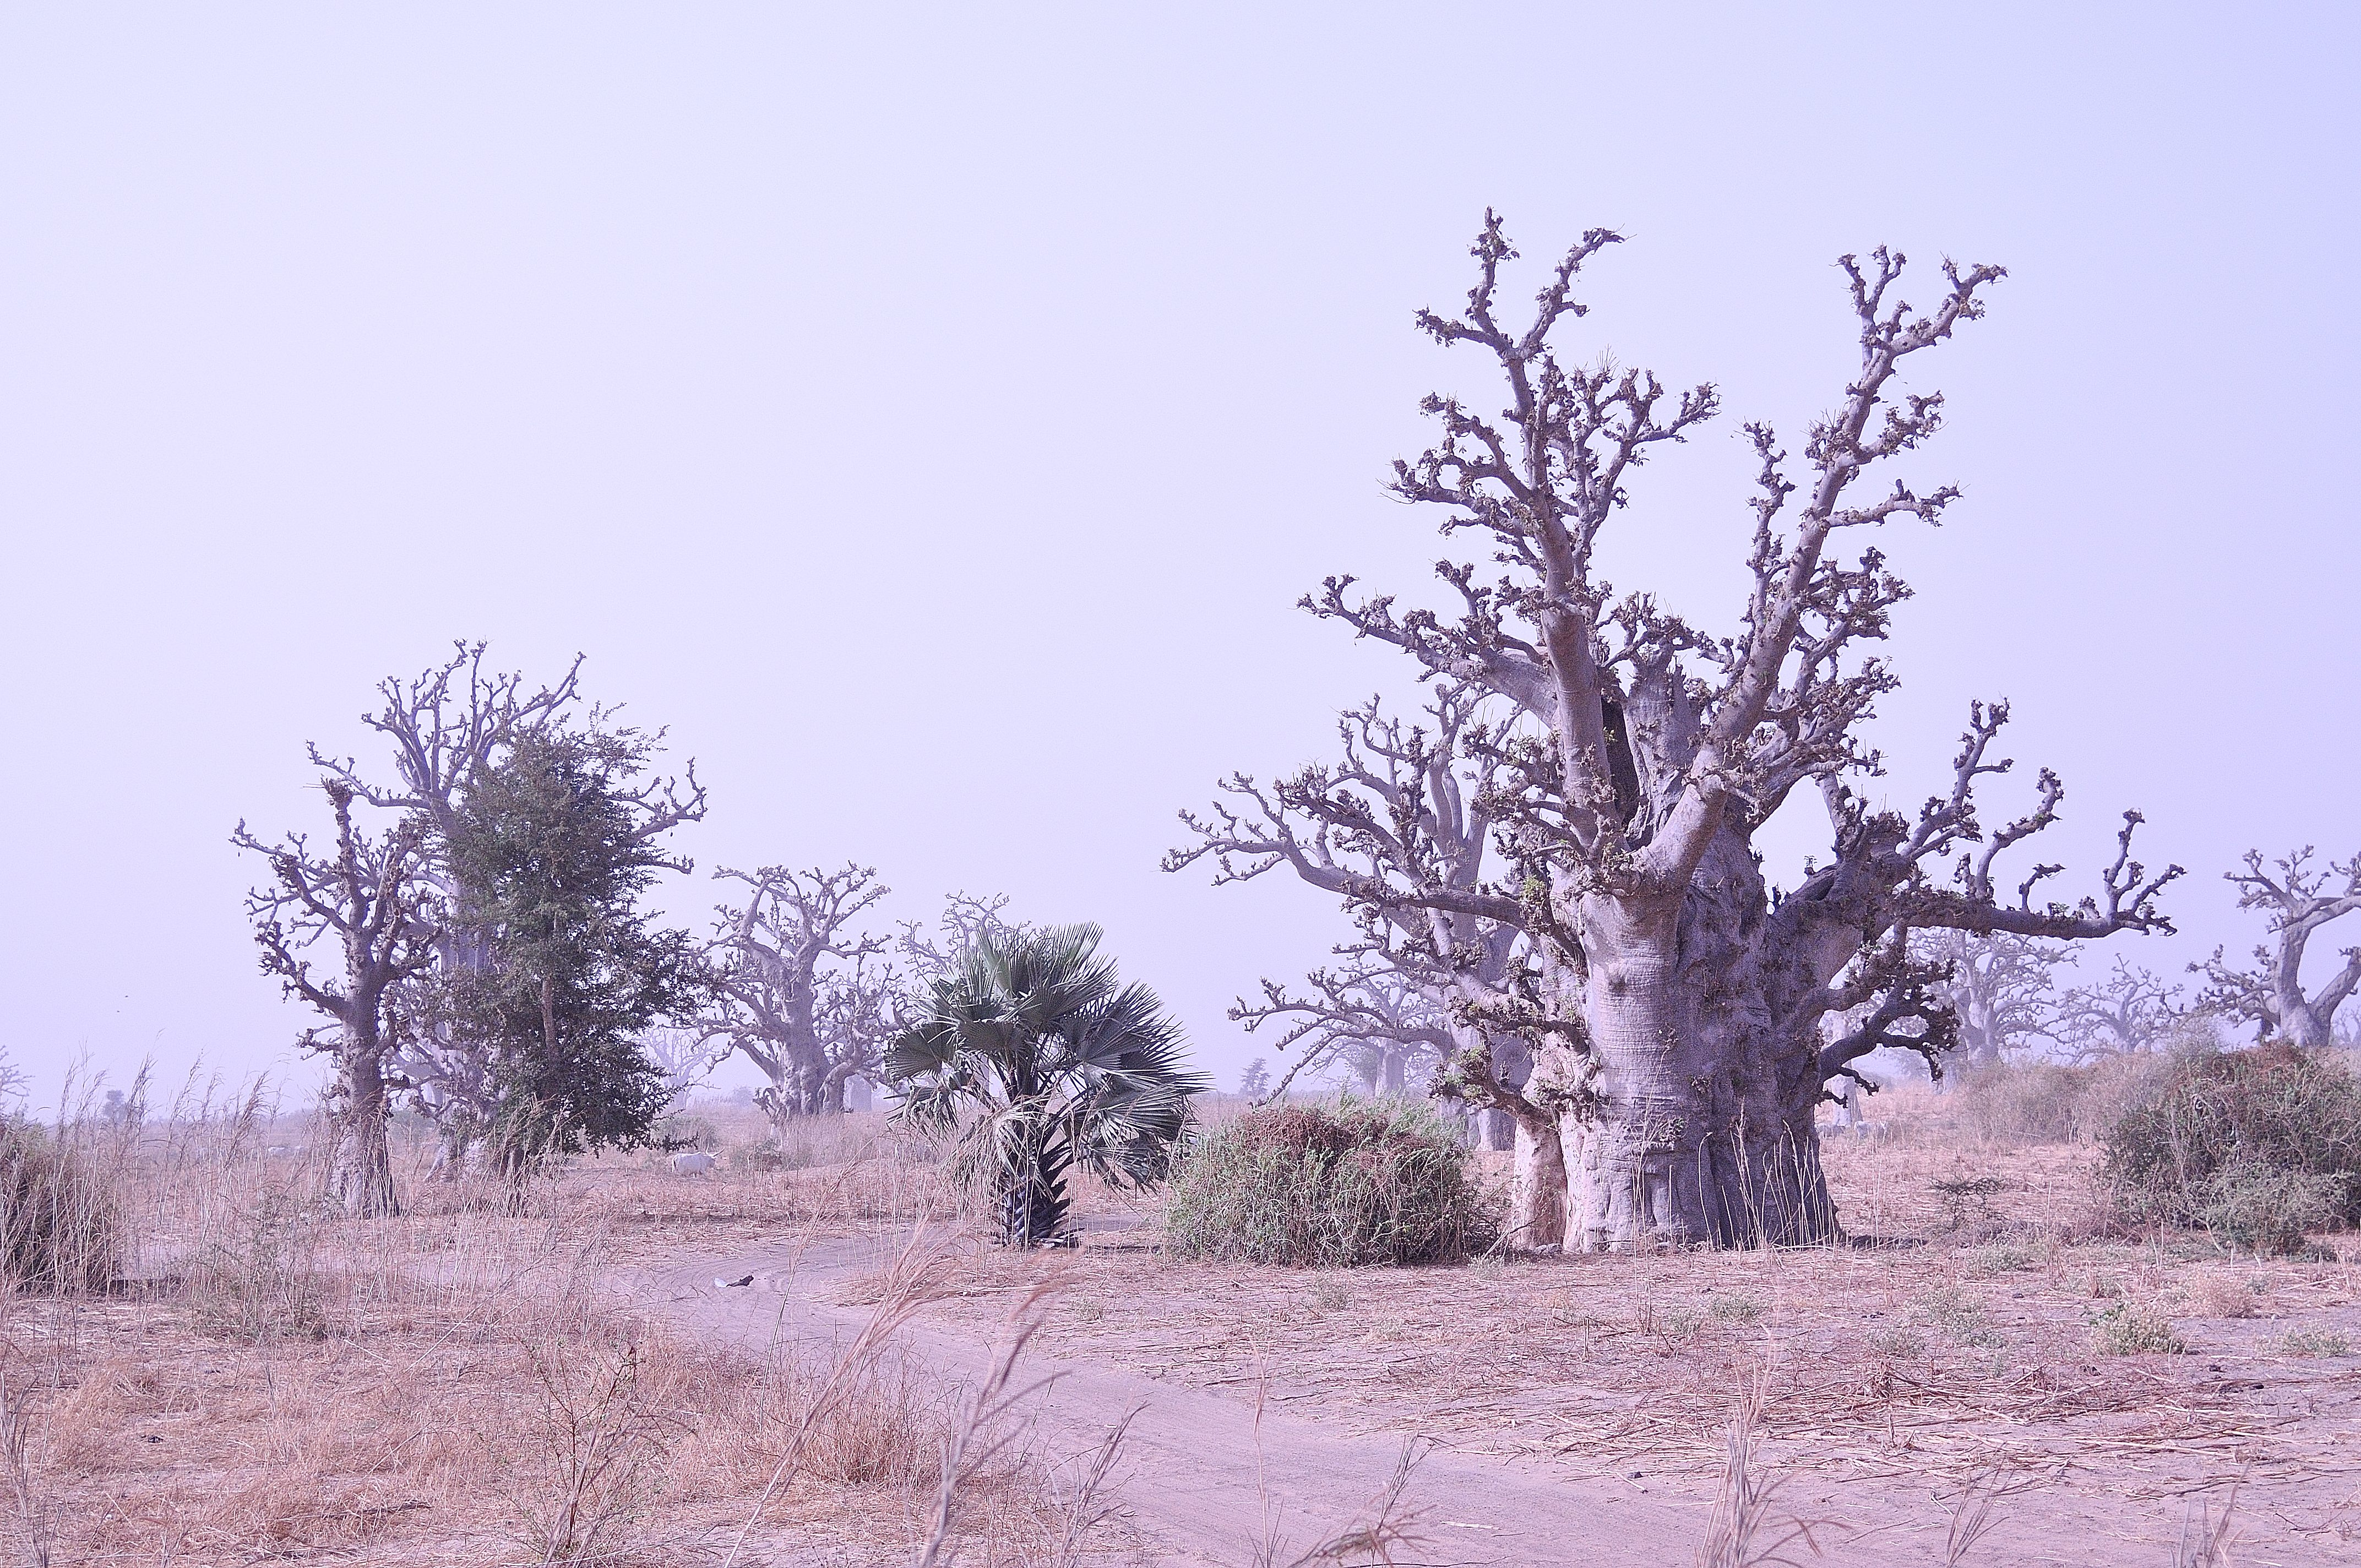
<box><xmin>1177</xmin><ymin>217</ymin><xmax>2179</xmax><ymax>1248</ymax></box>
<box><xmin>235</xmin><ymin>782</ymin><xmax>439</xmax><ymax>1217</ymax></box>
<box><xmin>2195</xmin><ymin>849</ymin><xmax>2361</xmax><ymax>1047</ymax></box>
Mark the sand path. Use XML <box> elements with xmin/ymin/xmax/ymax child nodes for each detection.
<box><xmin>640</xmin><ymin>1228</ymin><xmax>2343</xmax><ymax>1568</ymax></box>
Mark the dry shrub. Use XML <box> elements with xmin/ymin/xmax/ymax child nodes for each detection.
<box><xmin>516</xmin><ymin>1329</ymin><xmax>688</xmax><ymax>1564</ymax></box>
<box><xmin>185</xmin><ymin>1188</ymin><xmax>331</xmax><ymax>1340</ymax></box>
<box><xmin>1163</xmin><ymin>1099</ymin><xmax>1497</xmax><ymax>1267</ymax></box>
<box><xmin>693</xmin><ymin>1341</ymin><xmax>951</xmax><ymax>1495</ymax></box>
<box><xmin>2101</xmin><ymin>1043</ymin><xmax>2361</xmax><ymax>1253</ymax></box>
<box><xmin>2182</xmin><ymin>1268</ymin><xmax>2266</xmax><ymax>1319</ymax></box>
<box><xmin>1957</xmin><ymin>1061</ymin><xmax>2092</xmax><ymax>1147</ymax></box>
<box><xmin>0</xmin><ymin>1119</ymin><xmax>128</xmax><ymax>1293</ymax></box>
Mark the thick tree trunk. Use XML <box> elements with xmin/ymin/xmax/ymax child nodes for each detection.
<box><xmin>2276</xmin><ymin>949</ymin><xmax>2333</xmax><ymax>1046</ymax></box>
<box><xmin>329</xmin><ymin>1051</ymin><xmax>400</xmax><ymax>1218</ymax></box>
<box><xmin>1506</xmin><ymin>1114</ymin><xmax>1568</xmax><ymax>1250</ymax></box>
<box><xmin>1563</xmin><ymin>834</ymin><xmax>1835</xmax><ymax>1251</ymax></box>
<box><xmin>1380</xmin><ymin>1049</ymin><xmax>1408</xmax><ymax>1096</ymax></box>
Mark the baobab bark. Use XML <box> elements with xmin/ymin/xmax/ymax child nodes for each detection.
<box><xmin>1506</xmin><ymin>1114</ymin><xmax>1568</xmax><ymax>1249</ymax></box>
<box><xmin>1558</xmin><ymin>830</ymin><xmax>1831</xmax><ymax>1249</ymax></box>
<box><xmin>329</xmin><ymin>1049</ymin><xmax>400</xmax><ymax>1218</ymax></box>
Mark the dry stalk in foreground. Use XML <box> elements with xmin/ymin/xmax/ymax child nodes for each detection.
<box><xmin>718</xmin><ymin>1228</ymin><xmax>952</xmax><ymax>1568</ymax></box>
<box><xmin>1048</xmin><ymin>1403</ymin><xmax>1142</xmax><ymax>1568</ymax></box>
<box><xmin>912</xmin><ymin>1281</ymin><xmax>1066</xmax><ymax>1568</ymax></box>
<box><xmin>1247</xmin><ymin>1362</ymin><xmax>1429</xmax><ymax>1568</ymax></box>
<box><xmin>1698</xmin><ymin>1368</ymin><xmax>1820</xmax><ymax>1568</ymax></box>
<box><xmin>1940</xmin><ymin>1472</ymin><xmax>2006</xmax><ymax>1567</ymax></box>
<box><xmin>2172</xmin><ymin>1481</ymin><xmax>2239</xmax><ymax>1568</ymax></box>
<box><xmin>0</xmin><ymin>1365</ymin><xmax>55</xmax><ymax>1568</ymax></box>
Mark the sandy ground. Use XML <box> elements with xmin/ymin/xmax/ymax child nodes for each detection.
<box><xmin>630</xmin><ymin>1139</ymin><xmax>2361</xmax><ymax>1568</ymax></box>
<box><xmin>23</xmin><ymin>1105</ymin><xmax>2361</xmax><ymax>1565</ymax></box>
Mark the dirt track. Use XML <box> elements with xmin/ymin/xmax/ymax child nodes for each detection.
<box><xmin>642</xmin><ymin>1228</ymin><xmax>2349</xmax><ymax>1568</ymax></box>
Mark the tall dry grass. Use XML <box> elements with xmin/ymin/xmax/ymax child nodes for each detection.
<box><xmin>0</xmin><ymin>1073</ymin><xmax>1117</xmax><ymax>1565</ymax></box>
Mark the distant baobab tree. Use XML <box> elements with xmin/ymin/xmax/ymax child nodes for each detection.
<box><xmin>701</xmin><ymin>863</ymin><xmax>897</xmax><ymax>1129</ymax></box>
<box><xmin>233</xmin><ymin>782</ymin><xmax>439</xmax><ymax>1216</ymax></box>
<box><xmin>1176</xmin><ymin>214</ymin><xmax>2179</xmax><ymax>1250</ymax></box>
<box><xmin>2050</xmin><ymin>956</ymin><xmax>2190</xmax><ymax>1061</ymax></box>
<box><xmin>1913</xmin><ymin>929</ymin><xmax>2071</xmax><ymax>1070</ymax></box>
<box><xmin>2195</xmin><ymin>848</ymin><xmax>2361</xmax><ymax>1046</ymax></box>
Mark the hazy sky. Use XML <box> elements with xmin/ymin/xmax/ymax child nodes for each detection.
<box><xmin>3</xmin><ymin>4</ymin><xmax>2355</xmax><ymax>1107</ymax></box>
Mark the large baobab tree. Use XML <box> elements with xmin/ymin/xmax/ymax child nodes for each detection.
<box><xmin>1177</xmin><ymin>216</ymin><xmax>2178</xmax><ymax>1250</ymax></box>
<box><xmin>2194</xmin><ymin>848</ymin><xmax>2361</xmax><ymax>1046</ymax></box>
<box><xmin>234</xmin><ymin>782</ymin><xmax>440</xmax><ymax>1216</ymax></box>
<box><xmin>703</xmin><ymin>863</ymin><xmax>897</xmax><ymax>1128</ymax></box>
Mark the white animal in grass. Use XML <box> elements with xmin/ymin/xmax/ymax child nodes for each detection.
<box><xmin>670</xmin><ymin>1151</ymin><xmax>717</xmax><ymax>1177</ymax></box>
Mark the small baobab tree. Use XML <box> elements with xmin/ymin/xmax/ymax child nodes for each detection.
<box><xmin>234</xmin><ymin>781</ymin><xmax>439</xmax><ymax>1216</ymax></box>
<box><xmin>2194</xmin><ymin>848</ymin><xmax>2361</xmax><ymax>1046</ymax></box>
<box><xmin>1176</xmin><ymin>216</ymin><xmax>2179</xmax><ymax>1250</ymax></box>
<box><xmin>703</xmin><ymin>863</ymin><xmax>896</xmax><ymax>1129</ymax></box>
<box><xmin>2050</xmin><ymin>956</ymin><xmax>2189</xmax><ymax>1061</ymax></box>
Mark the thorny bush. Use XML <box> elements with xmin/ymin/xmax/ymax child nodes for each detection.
<box><xmin>1162</xmin><ymin>1099</ymin><xmax>1497</xmax><ymax>1267</ymax></box>
<box><xmin>2101</xmin><ymin>1043</ymin><xmax>2361</xmax><ymax>1253</ymax></box>
<box><xmin>0</xmin><ymin>1118</ymin><xmax>128</xmax><ymax>1293</ymax></box>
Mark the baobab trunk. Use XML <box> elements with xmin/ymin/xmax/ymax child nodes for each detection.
<box><xmin>1563</xmin><ymin>836</ymin><xmax>1834</xmax><ymax>1251</ymax></box>
<box><xmin>1506</xmin><ymin>1114</ymin><xmax>1568</xmax><ymax>1249</ymax></box>
<box><xmin>329</xmin><ymin>1050</ymin><xmax>400</xmax><ymax>1218</ymax></box>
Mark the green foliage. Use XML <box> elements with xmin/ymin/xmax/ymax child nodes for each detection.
<box><xmin>885</xmin><ymin>924</ymin><xmax>1208</xmax><ymax>1246</ymax></box>
<box><xmin>0</xmin><ymin>1118</ymin><xmax>127</xmax><ymax>1293</ymax></box>
<box><xmin>1162</xmin><ymin>1099</ymin><xmax>1497</xmax><ymax>1268</ymax></box>
<box><xmin>2099</xmin><ymin>1043</ymin><xmax>2361</xmax><ymax>1253</ymax></box>
<box><xmin>439</xmin><ymin>728</ymin><xmax>711</xmax><ymax>1181</ymax></box>
<box><xmin>2086</xmin><ymin>1298</ymin><xmax>2186</xmax><ymax>1356</ymax></box>
<box><xmin>2279</xmin><ymin>1327</ymin><xmax>2353</xmax><ymax>1358</ymax></box>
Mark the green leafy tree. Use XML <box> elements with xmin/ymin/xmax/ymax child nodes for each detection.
<box><xmin>439</xmin><ymin>727</ymin><xmax>710</xmax><ymax>1189</ymax></box>
<box><xmin>885</xmin><ymin>924</ymin><xmax>1209</xmax><ymax>1245</ymax></box>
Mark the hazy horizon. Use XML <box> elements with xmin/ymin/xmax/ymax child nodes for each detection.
<box><xmin>4</xmin><ymin>4</ymin><xmax>2356</xmax><ymax>1108</ymax></box>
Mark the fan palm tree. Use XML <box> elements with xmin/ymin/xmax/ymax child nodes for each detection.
<box><xmin>884</xmin><ymin>923</ymin><xmax>1209</xmax><ymax>1246</ymax></box>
